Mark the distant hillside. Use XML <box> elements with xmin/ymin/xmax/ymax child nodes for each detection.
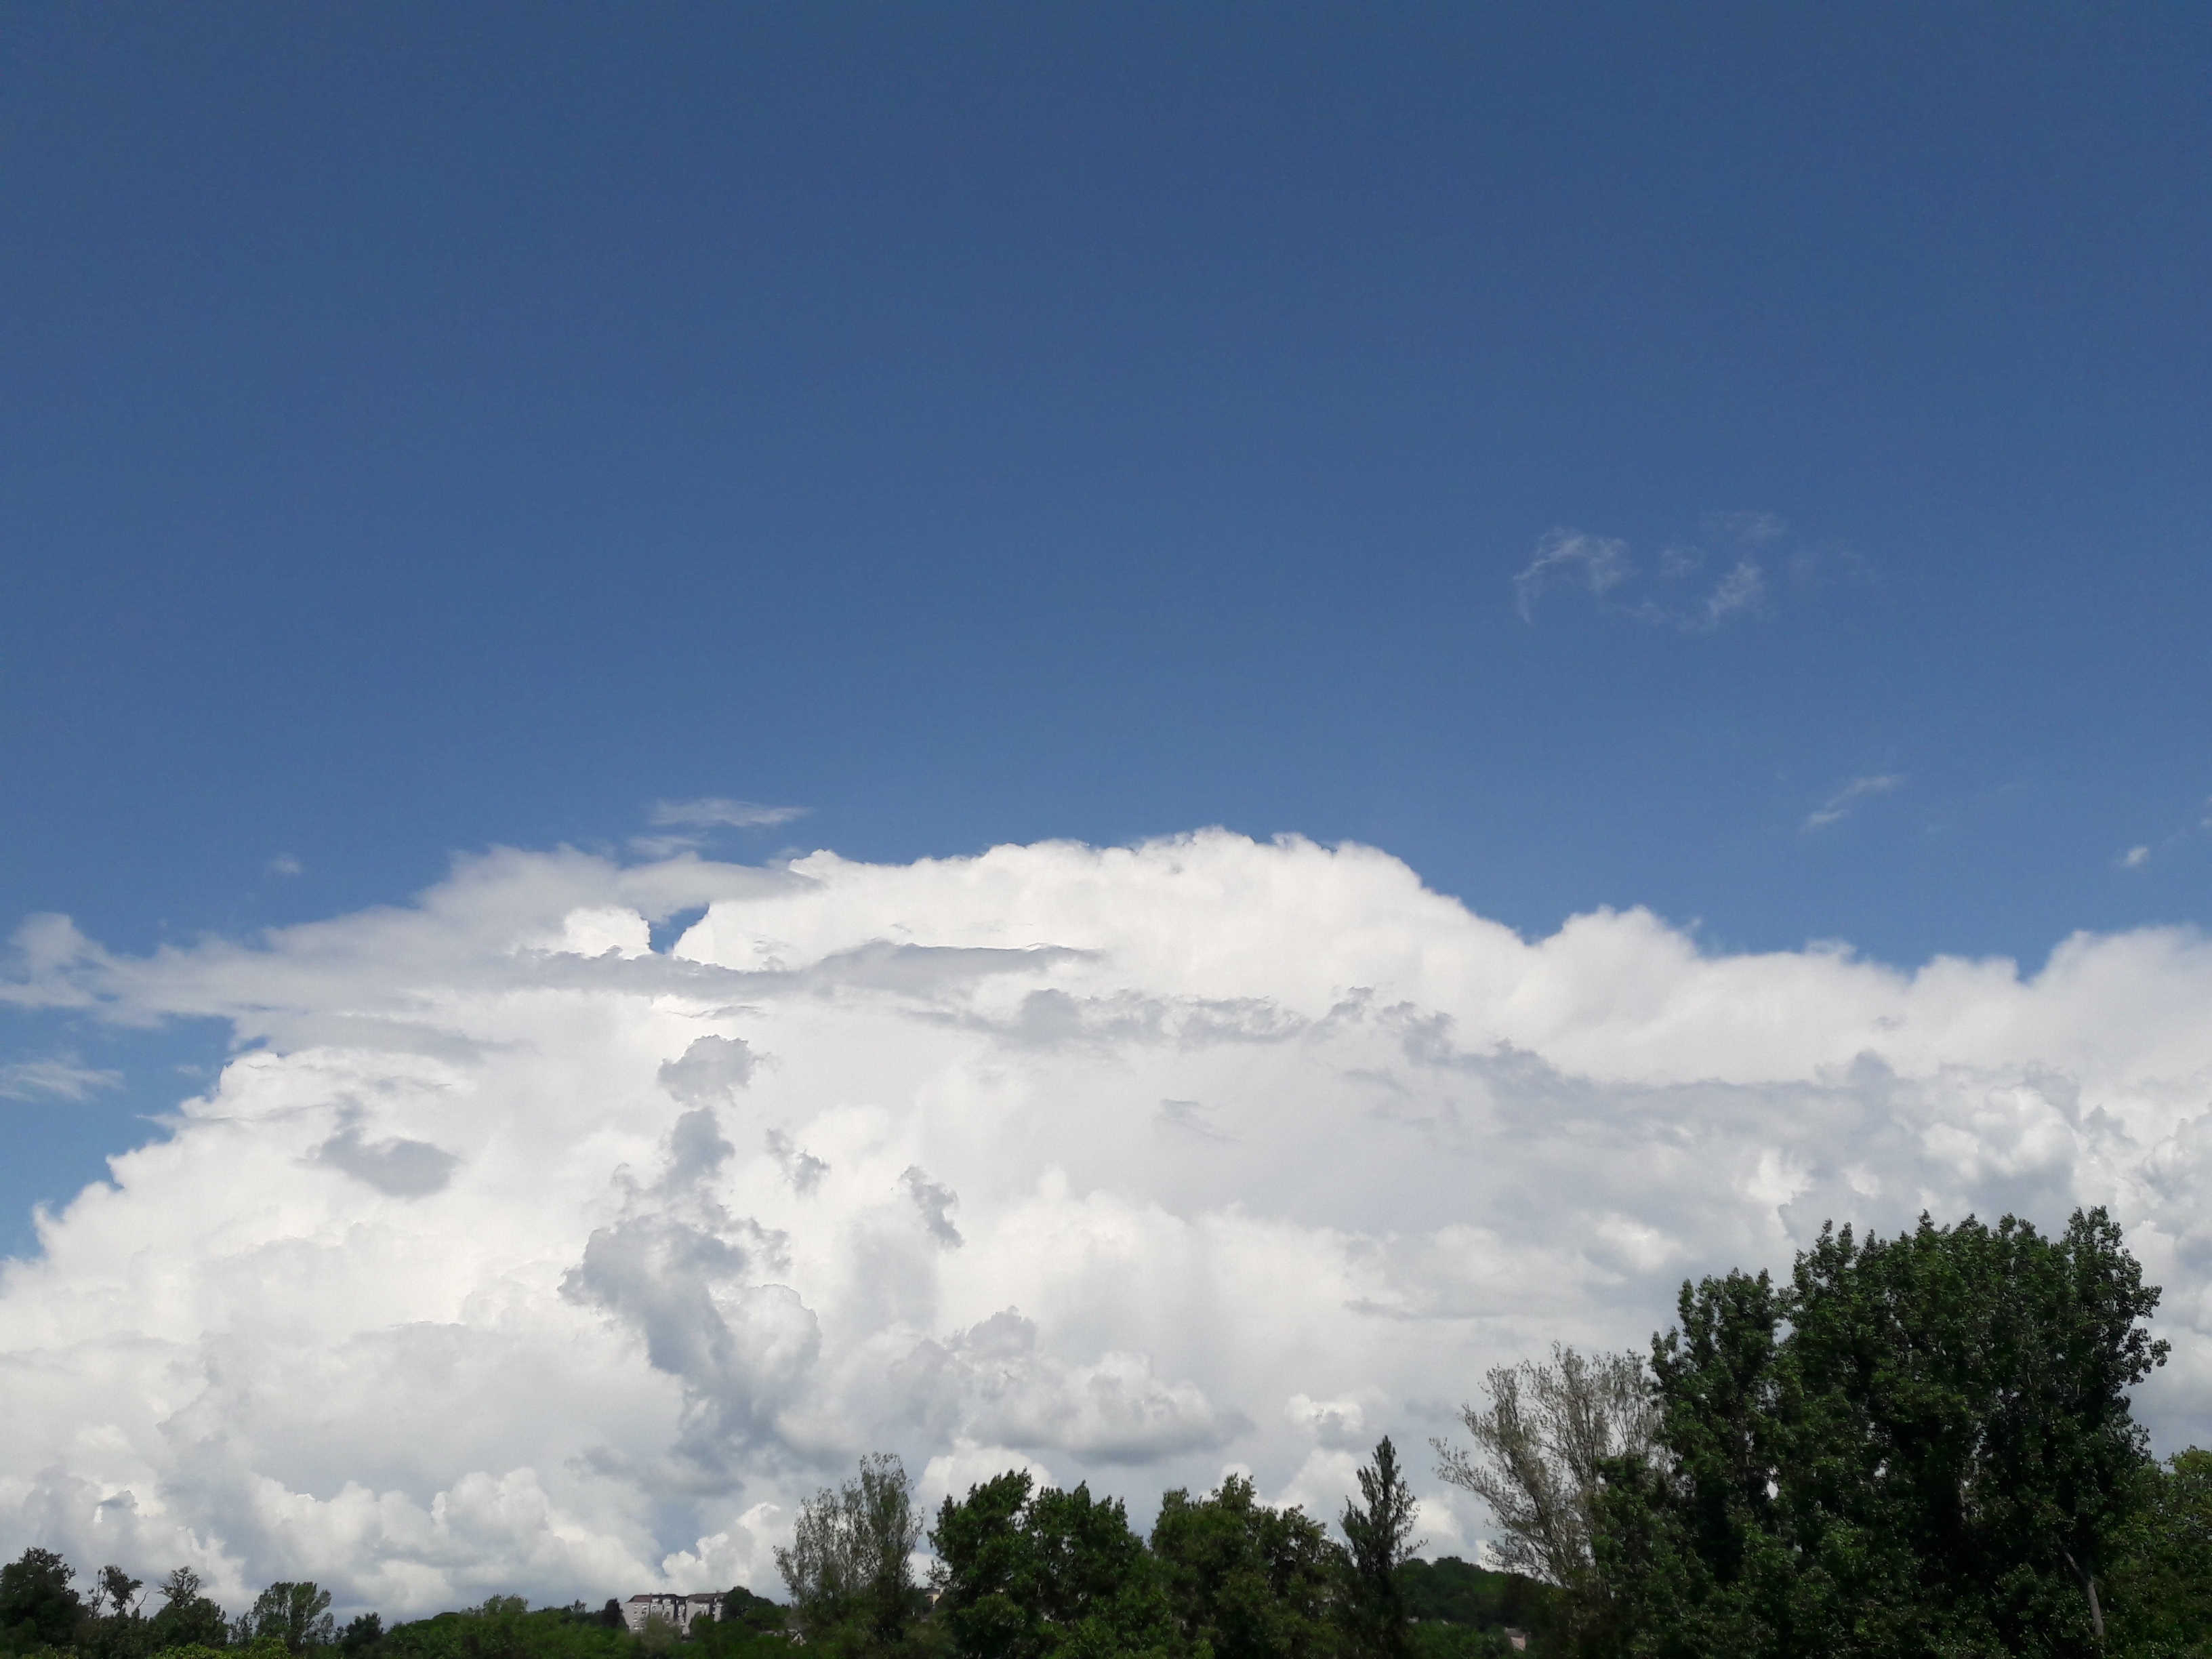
<box><xmin>1396</xmin><ymin>1556</ymin><xmax>1557</xmax><ymax>1631</ymax></box>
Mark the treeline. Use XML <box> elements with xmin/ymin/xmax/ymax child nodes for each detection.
<box><xmin>764</xmin><ymin>1441</ymin><xmax>1532</xmax><ymax>1657</ymax></box>
<box><xmin>7</xmin><ymin>1208</ymin><xmax>2209</xmax><ymax>1659</ymax></box>
<box><xmin>0</xmin><ymin>1565</ymin><xmax>670</xmax><ymax>1659</ymax></box>
<box><xmin>0</xmin><ymin>1517</ymin><xmax>1530</xmax><ymax>1659</ymax></box>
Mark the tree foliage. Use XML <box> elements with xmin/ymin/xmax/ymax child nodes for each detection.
<box><xmin>776</xmin><ymin>1454</ymin><xmax>927</xmax><ymax>1651</ymax></box>
<box><xmin>371</xmin><ymin>1601</ymin><xmax>659</xmax><ymax>1659</ymax></box>
<box><xmin>234</xmin><ymin>1586</ymin><xmax>334</xmax><ymax>1654</ymax></box>
<box><xmin>1340</xmin><ymin>1439</ymin><xmax>1422</xmax><ymax>1659</ymax></box>
<box><xmin>929</xmin><ymin>1469</ymin><xmax>1176</xmax><ymax>1658</ymax></box>
<box><xmin>1435</xmin><ymin>1345</ymin><xmax>1657</xmax><ymax>1650</ymax></box>
<box><xmin>2107</xmin><ymin>1448</ymin><xmax>2212</xmax><ymax>1658</ymax></box>
<box><xmin>149</xmin><ymin>1573</ymin><xmax>231</xmax><ymax>1656</ymax></box>
<box><xmin>2</xmin><ymin>1550</ymin><xmax>84</xmax><ymax>1652</ymax></box>
<box><xmin>1593</xmin><ymin>1207</ymin><xmax>2167</xmax><ymax>1659</ymax></box>
<box><xmin>1149</xmin><ymin>1473</ymin><xmax>1344</xmax><ymax>1659</ymax></box>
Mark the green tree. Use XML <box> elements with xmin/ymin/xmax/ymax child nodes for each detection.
<box><xmin>1149</xmin><ymin>1473</ymin><xmax>1345</xmax><ymax>1659</ymax></box>
<box><xmin>691</xmin><ymin>1597</ymin><xmax>799</xmax><ymax>1659</ymax></box>
<box><xmin>776</xmin><ymin>1454</ymin><xmax>926</xmax><ymax>1650</ymax></box>
<box><xmin>1</xmin><ymin>1548</ymin><xmax>84</xmax><ymax>1652</ymax></box>
<box><xmin>79</xmin><ymin>1568</ymin><xmax>151</xmax><ymax>1659</ymax></box>
<box><xmin>1340</xmin><ymin>1439</ymin><xmax>1422</xmax><ymax>1659</ymax></box>
<box><xmin>235</xmin><ymin>1586</ymin><xmax>335</xmax><ymax>1653</ymax></box>
<box><xmin>1434</xmin><ymin>1345</ymin><xmax>1656</xmax><ymax>1652</ymax></box>
<box><xmin>1594</xmin><ymin>1207</ymin><xmax>2167</xmax><ymax>1659</ymax></box>
<box><xmin>375</xmin><ymin>1600</ymin><xmax>651</xmax><ymax>1659</ymax></box>
<box><xmin>1407</xmin><ymin>1628</ymin><xmax>1519</xmax><ymax>1659</ymax></box>
<box><xmin>2108</xmin><ymin>1447</ymin><xmax>2212</xmax><ymax>1658</ymax></box>
<box><xmin>928</xmin><ymin>1470</ymin><xmax>1174</xmax><ymax>1658</ymax></box>
<box><xmin>148</xmin><ymin>1570</ymin><xmax>230</xmax><ymax>1654</ymax></box>
<box><xmin>93</xmin><ymin>1571</ymin><xmax>146</xmax><ymax>1623</ymax></box>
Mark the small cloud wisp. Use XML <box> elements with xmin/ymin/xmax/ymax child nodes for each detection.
<box><xmin>1803</xmin><ymin>774</ymin><xmax>1905</xmax><ymax>832</ymax></box>
<box><xmin>1513</xmin><ymin>512</ymin><xmax>1819</xmax><ymax>630</ymax></box>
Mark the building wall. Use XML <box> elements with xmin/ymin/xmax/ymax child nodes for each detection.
<box><xmin>619</xmin><ymin>1594</ymin><xmax>724</xmax><ymax>1637</ymax></box>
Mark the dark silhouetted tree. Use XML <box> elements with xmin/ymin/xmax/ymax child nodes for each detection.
<box><xmin>148</xmin><ymin>1568</ymin><xmax>231</xmax><ymax>1652</ymax></box>
<box><xmin>1</xmin><ymin>1548</ymin><xmax>84</xmax><ymax>1652</ymax></box>
<box><xmin>1341</xmin><ymin>1438</ymin><xmax>1422</xmax><ymax>1659</ymax></box>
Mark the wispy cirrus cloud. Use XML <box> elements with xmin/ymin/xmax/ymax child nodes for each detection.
<box><xmin>1515</xmin><ymin>512</ymin><xmax>1858</xmax><ymax>631</ymax></box>
<box><xmin>650</xmin><ymin>798</ymin><xmax>808</xmax><ymax>831</ymax></box>
<box><xmin>631</xmin><ymin>798</ymin><xmax>811</xmax><ymax>858</ymax></box>
<box><xmin>1803</xmin><ymin>774</ymin><xmax>1905</xmax><ymax>832</ymax></box>
<box><xmin>0</xmin><ymin>1052</ymin><xmax>124</xmax><ymax>1101</ymax></box>
<box><xmin>1512</xmin><ymin>529</ymin><xmax>1633</xmax><ymax>621</ymax></box>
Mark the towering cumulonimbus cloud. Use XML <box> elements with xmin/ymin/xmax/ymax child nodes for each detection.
<box><xmin>2</xmin><ymin>831</ymin><xmax>2208</xmax><ymax>1615</ymax></box>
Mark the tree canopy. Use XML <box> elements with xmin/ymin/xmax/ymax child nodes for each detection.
<box><xmin>1149</xmin><ymin>1473</ymin><xmax>1342</xmax><ymax>1659</ymax></box>
<box><xmin>1593</xmin><ymin>1207</ymin><xmax>2168</xmax><ymax>1659</ymax></box>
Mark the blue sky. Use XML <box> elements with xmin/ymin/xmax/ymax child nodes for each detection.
<box><xmin>5</xmin><ymin>5</ymin><xmax>2211</xmax><ymax>1246</ymax></box>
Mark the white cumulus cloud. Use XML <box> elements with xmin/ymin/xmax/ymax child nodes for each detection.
<box><xmin>3</xmin><ymin>832</ymin><xmax>2210</xmax><ymax>1619</ymax></box>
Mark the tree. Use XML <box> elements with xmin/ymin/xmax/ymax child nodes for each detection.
<box><xmin>148</xmin><ymin>1568</ymin><xmax>231</xmax><ymax>1652</ymax></box>
<box><xmin>2106</xmin><ymin>1447</ymin><xmax>2212</xmax><ymax>1657</ymax></box>
<box><xmin>80</xmin><ymin>1567</ymin><xmax>151</xmax><ymax>1659</ymax></box>
<box><xmin>1</xmin><ymin>1548</ymin><xmax>83</xmax><ymax>1652</ymax></box>
<box><xmin>236</xmin><ymin>1585</ymin><xmax>335</xmax><ymax>1653</ymax></box>
<box><xmin>370</xmin><ymin>1599</ymin><xmax>642</xmax><ymax>1659</ymax></box>
<box><xmin>713</xmin><ymin>1589</ymin><xmax>786</xmax><ymax>1637</ymax></box>
<box><xmin>1434</xmin><ymin>1345</ymin><xmax>1658</xmax><ymax>1649</ymax></box>
<box><xmin>93</xmin><ymin>1570</ymin><xmax>146</xmax><ymax>1623</ymax></box>
<box><xmin>775</xmin><ymin>1453</ymin><xmax>926</xmax><ymax>1649</ymax></box>
<box><xmin>1593</xmin><ymin>1207</ymin><xmax>2167</xmax><ymax>1659</ymax></box>
<box><xmin>1150</xmin><ymin>1475</ymin><xmax>1345</xmax><ymax>1659</ymax></box>
<box><xmin>1340</xmin><ymin>1438</ymin><xmax>1422</xmax><ymax>1659</ymax></box>
<box><xmin>929</xmin><ymin>1469</ymin><xmax>1174</xmax><ymax>1658</ymax></box>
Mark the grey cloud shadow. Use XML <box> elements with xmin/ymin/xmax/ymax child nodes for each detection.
<box><xmin>659</xmin><ymin>1035</ymin><xmax>756</xmax><ymax>1103</ymax></box>
<box><xmin>1155</xmin><ymin>1099</ymin><xmax>1233</xmax><ymax>1143</ymax></box>
<box><xmin>942</xmin><ymin>987</ymin><xmax>1309</xmax><ymax>1053</ymax></box>
<box><xmin>1386</xmin><ymin>1006</ymin><xmax>2105</xmax><ymax>1271</ymax></box>
<box><xmin>314</xmin><ymin>1126</ymin><xmax>459</xmax><ymax>1197</ymax></box>
<box><xmin>796</xmin><ymin>941</ymin><xmax>1092</xmax><ymax>998</ymax></box>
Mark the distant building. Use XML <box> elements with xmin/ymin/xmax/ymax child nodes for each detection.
<box><xmin>621</xmin><ymin>1593</ymin><xmax>724</xmax><ymax>1637</ymax></box>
